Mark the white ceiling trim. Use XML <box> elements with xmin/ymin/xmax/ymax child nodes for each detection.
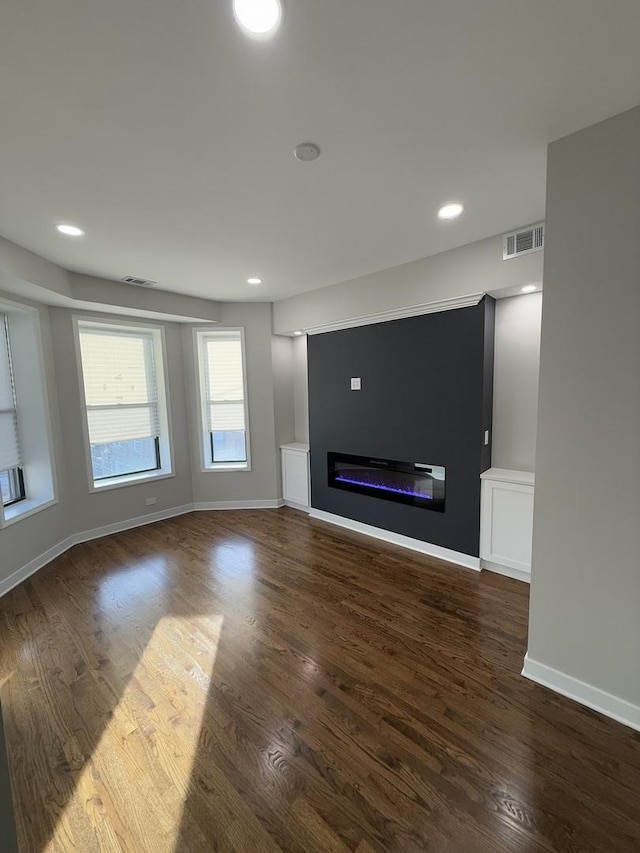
<box><xmin>304</xmin><ymin>292</ymin><xmax>485</xmax><ymax>336</ymax></box>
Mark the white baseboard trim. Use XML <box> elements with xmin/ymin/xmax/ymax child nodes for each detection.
<box><xmin>192</xmin><ymin>499</ymin><xmax>285</xmax><ymax>511</ymax></box>
<box><xmin>284</xmin><ymin>501</ymin><xmax>311</xmax><ymax>514</ymax></box>
<box><xmin>522</xmin><ymin>653</ymin><xmax>640</xmax><ymax>733</ymax></box>
<box><xmin>0</xmin><ymin>535</ymin><xmax>75</xmax><ymax>599</ymax></box>
<box><xmin>73</xmin><ymin>504</ymin><xmax>195</xmax><ymax>546</ymax></box>
<box><xmin>0</xmin><ymin>504</ymin><xmax>196</xmax><ymax>599</ymax></box>
<box><xmin>481</xmin><ymin>559</ymin><xmax>531</xmax><ymax>584</ymax></box>
<box><xmin>309</xmin><ymin>508</ymin><xmax>480</xmax><ymax>571</ymax></box>
<box><xmin>1</xmin><ymin>500</ymin><xmax>293</xmax><ymax>600</ymax></box>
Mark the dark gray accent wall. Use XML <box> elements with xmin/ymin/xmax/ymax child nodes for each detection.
<box><xmin>308</xmin><ymin>298</ymin><xmax>495</xmax><ymax>557</ymax></box>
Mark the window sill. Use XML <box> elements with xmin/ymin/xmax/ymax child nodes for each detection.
<box><xmin>1</xmin><ymin>496</ymin><xmax>58</xmax><ymax>528</ymax></box>
<box><xmin>91</xmin><ymin>469</ymin><xmax>175</xmax><ymax>494</ymax></box>
<box><xmin>202</xmin><ymin>463</ymin><xmax>251</xmax><ymax>473</ymax></box>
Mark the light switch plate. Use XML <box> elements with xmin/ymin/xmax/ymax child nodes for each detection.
<box><xmin>484</xmin><ymin>430</ymin><xmax>490</xmax><ymax>446</ymax></box>
<box><xmin>350</xmin><ymin>377</ymin><xmax>361</xmax><ymax>390</ymax></box>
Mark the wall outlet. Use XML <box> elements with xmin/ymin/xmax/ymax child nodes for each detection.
<box><xmin>350</xmin><ymin>377</ymin><xmax>362</xmax><ymax>391</ymax></box>
<box><xmin>145</xmin><ymin>497</ymin><xmax>157</xmax><ymax>506</ymax></box>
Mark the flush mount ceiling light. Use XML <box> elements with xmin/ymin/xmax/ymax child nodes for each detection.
<box><xmin>294</xmin><ymin>142</ymin><xmax>321</xmax><ymax>162</ymax></box>
<box><xmin>247</xmin><ymin>277</ymin><xmax>263</xmax><ymax>285</ymax></box>
<box><xmin>233</xmin><ymin>0</ymin><xmax>282</xmax><ymax>36</ymax></box>
<box><xmin>437</xmin><ymin>203</ymin><xmax>464</xmax><ymax>221</ymax></box>
<box><xmin>521</xmin><ymin>284</ymin><xmax>538</xmax><ymax>293</ymax></box>
<box><xmin>56</xmin><ymin>223</ymin><xmax>85</xmax><ymax>237</ymax></box>
<box><xmin>293</xmin><ymin>330</ymin><xmax>303</xmax><ymax>336</ymax></box>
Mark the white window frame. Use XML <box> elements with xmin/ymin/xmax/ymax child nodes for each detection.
<box><xmin>73</xmin><ymin>316</ymin><xmax>175</xmax><ymax>493</ymax></box>
<box><xmin>0</xmin><ymin>299</ymin><xmax>58</xmax><ymax>528</ymax></box>
<box><xmin>194</xmin><ymin>327</ymin><xmax>251</xmax><ymax>472</ymax></box>
<box><xmin>0</xmin><ymin>313</ymin><xmax>24</xmax><ymax>506</ymax></box>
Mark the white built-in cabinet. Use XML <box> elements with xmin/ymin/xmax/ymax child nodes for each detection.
<box><xmin>280</xmin><ymin>443</ymin><xmax>310</xmax><ymax>511</ymax></box>
<box><xmin>480</xmin><ymin>468</ymin><xmax>535</xmax><ymax>582</ymax></box>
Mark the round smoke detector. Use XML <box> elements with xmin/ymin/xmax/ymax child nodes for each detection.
<box><xmin>294</xmin><ymin>142</ymin><xmax>321</xmax><ymax>162</ymax></box>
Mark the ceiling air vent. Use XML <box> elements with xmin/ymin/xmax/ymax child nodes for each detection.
<box><xmin>503</xmin><ymin>222</ymin><xmax>544</xmax><ymax>260</ymax></box>
<box><xmin>121</xmin><ymin>276</ymin><xmax>157</xmax><ymax>287</ymax></box>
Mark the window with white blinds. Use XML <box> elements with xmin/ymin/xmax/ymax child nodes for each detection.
<box><xmin>0</xmin><ymin>313</ymin><xmax>25</xmax><ymax>505</ymax></box>
<box><xmin>78</xmin><ymin>323</ymin><xmax>165</xmax><ymax>482</ymax></box>
<box><xmin>197</xmin><ymin>329</ymin><xmax>249</xmax><ymax>467</ymax></box>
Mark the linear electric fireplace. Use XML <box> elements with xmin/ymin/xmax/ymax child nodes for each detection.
<box><xmin>328</xmin><ymin>452</ymin><xmax>445</xmax><ymax>511</ymax></box>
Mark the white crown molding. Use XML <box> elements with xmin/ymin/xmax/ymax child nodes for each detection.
<box><xmin>304</xmin><ymin>292</ymin><xmax>485</xmax><ymax>335</ymax></box>
<box><xmin>192</xmin><ymin>499</ymin><xmax>284</xmax><ymax>511</ymax></box>
<box><xmin>522</xmin><ymin>653</ymin><xmax>640</xmax><ymax>733</ymax></box>
<box><xmin>309</xmin><ymin>508</ymin><xmax>480</xmax><ymax>571</ymax></box>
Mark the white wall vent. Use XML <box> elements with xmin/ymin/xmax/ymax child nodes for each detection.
<box><xmin>503</xmin><ymin>222</ymin><xmax>544</xmax><ymax>260</ymax></box>
<box><xmin>121</xmin><ymin>276</ymin><xmax>157</xmax><ymax>287</ymax></box>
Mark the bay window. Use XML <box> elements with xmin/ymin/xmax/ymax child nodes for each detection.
<box><xmin>76</xmin><ymin>320</ymin><xmax>173</xmax><ymax>489</ymax></box>
<box><xmin>195</xmin><ymin>329</ymin><xmax>250</xmax><ymax>470</ymax></box>
<box><xmin>0</xmin><ymin>301</ymin><xmax>57</xmax><ymax>527</ymax></box>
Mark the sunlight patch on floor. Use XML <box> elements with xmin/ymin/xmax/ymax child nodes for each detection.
<box><xmin>46</xmin><ymin>613</ymin><xmax>224</xmax><ymax>853</ymax></box>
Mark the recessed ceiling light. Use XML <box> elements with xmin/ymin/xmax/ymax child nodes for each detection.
<box><xmin>293</xmin><ymin>330</ymin><xmax>303</xmax><ymax>336</ymax></box>
<box><xmin>56</xmin><ymin>223</ymin><xmax>85</xmax><ymax>237</ymax></box>
<box><xmin>247</xmin><ymin>277</ymin><xmax>263</xmax><ymax>286</ymax></box>
<box><xmin>233</xmin><ymin>0</ymin><xmax>282</xmax><ymax>36</ymax></box>
<box><xmin>521</xmin><ymin>284</ymin><xmax>537</xmax><ymax>293</ymax></box>
<box><xmin>438</xmin><ymin>203</ymin><xmax>464</xmax><ymax>220</ymax></box>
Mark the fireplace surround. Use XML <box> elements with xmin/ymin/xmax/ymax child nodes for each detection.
<box><xmin>328</xmin><ymin>452</ymin><xmax>445</xmax><ymax>511</ymax></box>
<box><xmin>308</xmin><ymin>300</ymin><xmax>494</xmax><ymax>555</ymax></box>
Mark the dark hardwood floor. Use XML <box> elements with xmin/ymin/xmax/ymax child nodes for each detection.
<box><xmin>1</xmin><ymin>508</ymin><xmax>639</xmax><ymax>852</ymax></box>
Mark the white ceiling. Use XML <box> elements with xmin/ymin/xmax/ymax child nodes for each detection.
<box><xmin>1</xmin><ymin>1</ymin><xmax>639</xmax><ymax>303</ymax></box>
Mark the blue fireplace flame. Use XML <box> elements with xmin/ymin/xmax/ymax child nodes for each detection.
<box><xmin>334</xmin><ymin>473</ymin><xmax>433</xmax><ymax>500</ymax></box>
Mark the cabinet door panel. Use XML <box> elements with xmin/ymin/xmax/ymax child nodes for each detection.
<box><xmin>282</xmin><ymin>451</ymin><xmax>309</xmax><ymax>507</ymax></box>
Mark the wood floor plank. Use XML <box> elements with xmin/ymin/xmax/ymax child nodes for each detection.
<box><xmin>1</xmin><ymin>508</ymin><xmax>639</xmax><ymax>852</ymax></box>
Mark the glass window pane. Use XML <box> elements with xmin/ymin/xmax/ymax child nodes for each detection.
<box><xmin>211</xmin><ymin>430</ymin><xmax>246</xmax><ymax>463</ymax></box>
<box><xmin>91</xmin><ymin>437</ymin><xmax>159</xmax><ymax>481</ymax></box>
<box><xmin>0</xmin><ymin>466</ymin><xmax>25</xmax><ymax>506</ymax></box>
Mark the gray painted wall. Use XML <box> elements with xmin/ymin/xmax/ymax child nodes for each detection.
<box><xmin>271</xmin><ymin>332</ymin><xmax>296</xmax><ymax>493</ymax></box>
<box><xmin>492</xmin><ymin>293</ymin><xmax>542</xmax><ymax>471</ymax></box>
<box><xmin>528</xmin><ymin>107</ymin><xmax>640</xmax><ymax>706</ymax></box>
<box><xmin>0</xmin><ymin>236</ymin><xmax>71</xmax><ymax>298</ymax></box>
<box><xmin>273</xmin><ymin>233</ymin><xmax>543</xmax><ymax>335</ymax></box>
<box><xmin>292</xmin><ymin>335</ymin><xmax>309</xmax><ymax>443</ymax></box>
<box><xmin>184</xmin><ymin>302</ymin><xmax>282</xmax><ymax>505</ymax></box>
<box><xmin>50</xmin><ymin>308</ymin><xmax>194</xmax><ymax>533</ymax></box>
